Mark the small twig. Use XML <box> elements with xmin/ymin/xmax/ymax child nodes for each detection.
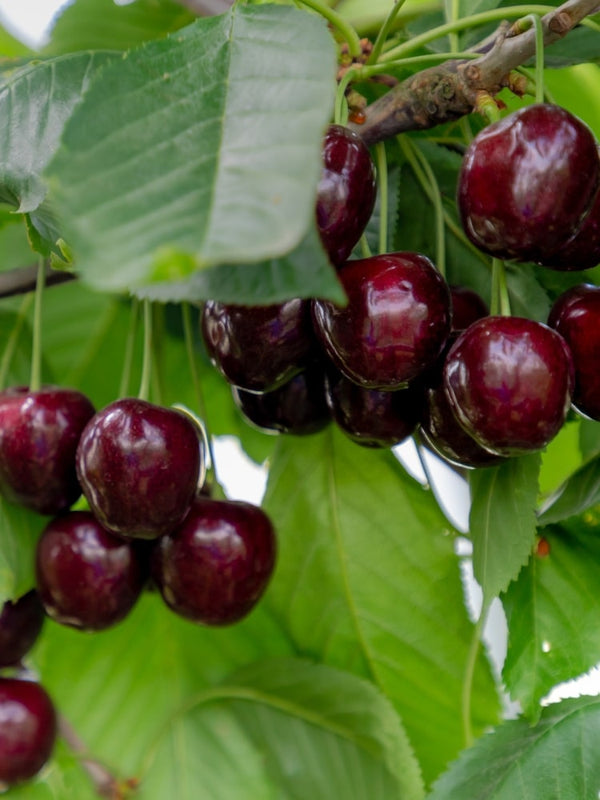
<box><xmin>0</xmin><ymin>263</ymin><xmax>75</xmax><ymax>299</ymax></box>
<box><xmin>349</xmin><ymin>0</ymin><xmax>600</xmax><ymax>145</ymax></box>
<box><xmin>58</xmin><ymin>715</ymin><xmax>139</xmax><ymax>800</ymax></box>
<box><xmin>174</xmin><ymin>0</ymin><xmax>234</xmax><ymax>15</ymax></box>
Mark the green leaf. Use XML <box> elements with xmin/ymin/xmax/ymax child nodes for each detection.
<box><xmin>0</xmin><ymin>25</ymin><xmax>33</xmax><ymax>58</ymax></box>
<box><xmin>540</xmin><ymin>28</ymin><xmax>600</xmax><ymax>68</ymax></box>
<box><xmin>46</xmin><ymin>6</ymin><xmax>337</xmax><ymax>293</ymax></box>
<box><xmin>502</xmin><ymin>521</ymin><xmax>600</xmax><ymax>719</ymax></box>
<box><xmin>428</xmin><ymin>695</ymin><xmax>600</xmax><ymax>800</ymax></box>
<box><xmin>468</xmin><ymin>454</ymin><xmax>541</xmax><ymax>604</ymax></box>
<box><xmin>0</xmin><ymin>52</ymin><xmax>116</xmax><ymax>213</ymax></box>
<box><xmin>538</xmin><ymin>453</ymin><xmax>600</xmax><ymax>525</ymax></box>
<box><xmin>144</xmin><ymin>657</ymin><xmax>425</xmax><ymax>799</ymax></box>
<box><xmin>133</xmin><ymin>227</ymin><xmax>344</xmax><ymax>305</ymax></box>
<box><xmin>31</xmin><ymin>593</ymin><xmax>293</xmax><ymax>797</ymax></box>
<box><xmin>0</xmin><ymin>497</ymin><xmax>47</xmax><ymax>604</ymax></box>
<box><xmin>45</xmin><ymin>0</ymin><xmax>194</xmax><ymax>54</ymax></box>
<box><xmin>263</xmin><ymin>429</ymin><xmax>500</xmax><ymax>786</ymax></box>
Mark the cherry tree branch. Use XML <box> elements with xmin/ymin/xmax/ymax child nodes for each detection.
<box><xmin>348</xmin><ymin>0</ymin><xmax>600</xmax><ymax>145</ymax></box>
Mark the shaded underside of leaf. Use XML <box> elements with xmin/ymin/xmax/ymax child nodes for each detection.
<box><xmin>45</xmin><ymin>5</ymin><xmax>337</xmax><ymax>293</ymax></box>
<box><xmin>428</xmin><ymin>695</ymin><xmax>600</xmax><ymax>800</ymax></box>
<box><xmin>263</xmin><ymin>429</ymin><xmax>500</xmax><ymax>786</ymax></box>
<box><xmin>502</xmin><ymin>519</ymin><xmax>600</xmax><ymax>719</ymax></box>
<box><xmin>538</xmin><ymin>452</ymin><xmax>600</xmax><ymax>525</ymax></box>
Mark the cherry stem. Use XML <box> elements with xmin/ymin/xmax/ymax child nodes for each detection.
<box><xmin>29</xmin><ymin>257</ymin><xmax>46</xmax><ymax>393</ymax></box>
<box><xmin>58</xmin><ymin>714</ymin><xmax>135</xmax><ymax>799</ymax></box>
<box><xmin>119</xmin><ymin>297</ymin><xmax>140</xmax><ymax>399</ymax></box>
<box><xmin>375</xmin><ymin>142</ymin><xmax>389</xmax><ymax>254</ymax></box>
<box><xmin>181</xmin><ymin>303</ymin><xmax>217</xmax><ymax>476</ymax></box>
<box><xmin>0</xmin><ymin>293</ymin><xmax>34</xmax><ymax>391</ymax></box>
<box><xmin>295</xmin><ymin>0</ymin><xmax>362</xmax><ymax>57</ymax></box>
<box><xmin>491</xmin><ymin>258</ymin><xmax>512</xmax><ymax>316</ymax></box>
<box><xmin>137</xmin><ymin>299</ymin><xmax>153</xmax><ymax>402</ymax></box>
<box><xmin>517</xmin><ymin>14</ymin><xmax>545</xmax><ymax>103</ymax></box>
<box><xmin>399</xmin><ymin>137</ymin><xmax>446</xmax><ymax>277</ymax></box>
<box><xmin>380</xmin><ymin>4</ymin><xmax>555</xmax><ymax>61</ymax></box>
<box><xmin>368</xmin><ymin>0</ymin><xmax>410</xmax><ymax>64</ymax></box>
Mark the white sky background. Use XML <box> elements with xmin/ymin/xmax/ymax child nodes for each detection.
<box><xmin>2</xmin><ymin>0</ymin><xmax>600</xmax><ymax>706</ymax></box>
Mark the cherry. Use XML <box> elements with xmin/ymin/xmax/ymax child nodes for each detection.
<box><xmin>232</xmin><ymin>365</ymin><xmax>330</xmax><ymax>436</ymax></box>
<box><xmin>540</xmin><ymin>149</ymin><xmax>600</xmax><ymax>271</ymax></box>
<box><xmin>457</xmin><ymin>104</ymin><xmax>600</xmax><ymax>262</ymax></box>
<box><xmin>36</xmin><ymin>511</ymin><xmax>144</xmax><ymax>631</ymax></box>
<box><xmin>0</xmin><ymin>386</ymin><xmax>95</xmax><ymax>515</ymax></box>
<box><xmin>312</xmin><ymin>252</ymin><xmax>451</xmax><ymax>389</ymax></box>
<box><xmin>152</xmin><ymin>497</ymin><xmax>276</xmax><ymax>626</ymax></box>
<box><xmin>325</xmin><ymin>368</ymin><xmax>423</xmax><ymax>448</ymax></box>
<box><xmin>420</xmin><ymin>338</ymin><xmax>506</xmax><ymax>468</ymax></box>
<box><xmin>0</xmin><ymin>678</ymin><xmax>56</xmax><ymax>787</ymax></box>
<box><xmin>76</xmin><ymin>398</ymin><xmax>202</xmax><ymax>540</ymax></box>
<box><xmin>0</xmin><ymin>591</ymin><xmax>45</xmax><ymax>668</ymax></box>
<box><xmin>316</xmin><ymin>124</ymin><xmax>377</xmax><ymax>266</ymax></box>
<box><xmin>548</xmin><ymin>284</ymin><xmax>600</xmax><ymax>420</ymax></box>
<box><xmin>201</xmin><ymin>299</ymin><xmax>318</xmax><ymax>393</ymax></box>
<box><xmin>450</xmin><ymin>285</ymin><xmax>488</xmax><ymax>331</ymax></box>
<box><xmin>443</xmin><ymin>316</ymin><xmax>574</xmax><ymax>456</ymax></box>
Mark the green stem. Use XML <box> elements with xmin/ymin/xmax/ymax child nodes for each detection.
<box><xmin>119</xmin><ymin>297</ymin><xmax>140</xmax><ymax>399</ymax></box>
<box><xmin>359</xmin><ymin>233</ymin><xmax>373</xmax><ymax>258</ymax></box>
<box><xmin>29</xmin><ymin>257</ymin><xmax>46</xmax><ymax>392</ymax></box>
<box><xmin>296</xmin><ymin>0</ymin><xmax>362</xmax><ymax>57</ymax></box>
<box><xmin>380</xmin><ymin>5</ymin><xmax>554</xmax><ymax>61</ymax></box>
<box><xmin>335</xmin><ymin>72</ymin><xmax>352</xmax><ymax>126</ymax></box>
<box><xmin>462</xmin><ymin>603</ymin><xmax>488</xmax><ymax>748</ymax></box>
<box><xmin>137</xmin><ymin>299</ymin><xmax>153</xmax><ymax>402</ymax></box>
<box><xmin>368</xmin><ymin>0</ymin><xmax>410</xmax><ymax>64</ymax></box>
<box><xmin>400</xmin><ymin>137</ymin><xmax>446</xmax><ymax>277</ymax></box>
<box><xmin>375</xmin><ymin>142</ymin><xmax>389</xmax><ymax>254</ymax></box>
<box><xmin>0</xmin><ymin>293</ymin><xmax>34</xmax><ymax>391</ymax></box>
<box><xmin>491</xmin><ymin>258</ymin><xmax>511</xmax><ymax>316</ymax></box>
<box><xmin>181</xmin><ymin>303</ymin><xmax>217</xmax><ymax>475</ymax></box>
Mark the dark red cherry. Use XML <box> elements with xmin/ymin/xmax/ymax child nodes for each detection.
<box><xmin>312</xmin><ymin>252</ymin><xmax>451</xmax><ymax>389</ymax></box>
<box><xmin>450</xmin><ymin>285</ymin><xmax>488</xmax><ymax>331</ymax></box>
<box><xmin>548</xmin><ymin>284</ymin><xmax>600</xmax><ymax>420</ymax></box>
<box><xmin>420</xmin><ymin>338</ymin><xmax>506</xmax><ymax>469</ymax></box>
<box><xmin>316</xmin><ymin>124</ymin><xmax>376</xmax><ymax>266</ymax></box>
<box><xmin>152</xmin><ymin>498</ymin><xmax>276</xmax><ymax>626</ymax></box>
<box><xmin>201</xmin><ymin>299</ymin><xmax>318</xmax><ymax>393</ymax></box>
<box><xmin>325</xmin><ymin>368</ymin><xmax>423</xmax><ymax>448</ymax></box>
<box><xmin>0</xmin><ymin>678</ymin><xmax>56</xmax><ymax>787</ymax></box>
<box><xmin>35</xmin><ymin>511</ymin><xmax>144</xmax><ymax>631</ymax></box>
<box><xmin>458</xmin><ymin>104</ymin><xmax>600</xmax><ymax>262</ymax></box>
<box><xmin>0</xmin><ymin>386</ymin><xmax>95</xmax><ymax>515</ymax></box>
<box><xmin>443</xmin><ymin>316</ymin><xmax>573</xmax><ymax>456</ymax></box>
<box><xmin>0</xmin><ymin>591</ymin><xmax>45</xmax><ymax>668</ymax></box>
<box><xmin>540</xmin><ymin>149</ymin><xmax>600</xmax><ymax>270</ymax></box>
<box><xmin>232</xmin><ymin>366</ymin><xmax>330</xmax><ymax>436</ymax></box>
<box><xmin>76</xmin><ymin>398</ymin><xmax>202</xmax><ymax>540</ymax></box>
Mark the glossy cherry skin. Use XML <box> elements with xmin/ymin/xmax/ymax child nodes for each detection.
<box><xmin>450</xmin><ymin>285</ymin><xmax>488</xmax><ymax>331</ymax></box>
<box><xmin>540</xmin><ymin>150</ymin><xmax>600</xmax><ymax>270</ymax></box>
<box><xmin>0</xmin><ymin>678</ymin><xmax>56</xmax><ymax>787</ymax></box>
<box><xmin>201</xmin><ymin>299</ymin><xmax>318</xmax><ymax>393</ymax></box>
<box><xmin>0</xmin><ymin>386</ymin><xmax>95</xmax><ymax>515</ymax></box>
<box><xmin>316</xmin><ymin>124</ymin><xmax>377</xmax><ymax>266</ymax></box>
<box><xmin>458</xmin><ymin>104</ymin><xmax>600</xmax><ymax>262</ymax></box>
<box><xmin>232</xmin><ymin>366</ymin><xmax>330</xmax><ymax>436</ymax></box>
<box><xmin>0</xmin><ymin>591</ymin><xmax>45</xmax><ymax>668</ymax></box>
<box><xmin>152</xmin><ymin>498</ymin><xmax>276</xmax><ymax>626</ymax></box>
<box><xmin>35</xmin><ymin>511</ymin><xmax>144</xmax><ymax>631</ymax></box>
<box><xmin>548</xmin><ymin>284</ymin><xmax>600</xmax><ymax>420</ymax></box>
<box><xmin>312</xmin><ymin>252</ymin><xmax>451</xmax><ymax>389</ymax></box>
<box><xmin>443</xmin><ymin>316</ymin><xmax>574</xmax><ymax>456</ymax></box>
<box><xmin>420</xmin><ymin>338</ymin><xmax>506</xmax><ymax>468</ymax></box>
<box><xmin>325</xmin><ymin>368</ymin><xmax>423</xmax><ymax>448</ymax></box>
<box><xmin>76</xmin><ymin>398</ymin><xmax>202</xmax><ymax>540</ymax></box>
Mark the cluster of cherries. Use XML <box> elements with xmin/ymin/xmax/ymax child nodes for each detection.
<box><xmin>203</xmin><ymin>108</ymin><xmax>600</xmax><ymax>470</ymax></box>
<box><xmin>0</xmin><ymin>392</ymin><xmax>276</xmax><ymax>788</ymax></box>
